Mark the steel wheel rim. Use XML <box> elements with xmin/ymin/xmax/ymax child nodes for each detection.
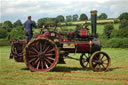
<box><xmin>24</xmin><ymin>38</ymin><xmax>59</xmax><ymax>72</ymax></box>
<box><xmin>89</xmin><ymin>51</ymin><xmax>110</xmax><ymax>72</ymax></box>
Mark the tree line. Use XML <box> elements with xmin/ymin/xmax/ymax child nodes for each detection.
<box><xmin>100</xmin><ymin>12</ymin><xmax>128</xmax><ymax>48</ymax></box>
<box><xmin>0</xmin><ymin>12</ymin><xmax>128</xmax><ymax>40</ymax></box>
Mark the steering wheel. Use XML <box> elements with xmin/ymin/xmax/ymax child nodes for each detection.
<box><xmin>40</xmin><ymin>23</ymin><xmax>64</xmax><ymax>39</ymax></box>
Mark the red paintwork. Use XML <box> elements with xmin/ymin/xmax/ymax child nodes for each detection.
<box><xmin>34</xmin><ymin>32</ymin><xmax>50</xmax><ymax>38</ymax></box>
<box><xmin>80</xmin><ymin>29</ymin><xmax>88</xmax><ymax>38</ymax></box>
<box><xmin>14</xmin><ymin>57</ymin><xmax>24</xmax><ymax>62</ymax></box>
<box><xmin>10</xmin><ymin>40</ymin><xmax>27</xmax><ymax>62</ymax></box>
<box><xmin>10</xmin><ymin>40</ymin><xmax>28</xmax><ymax>46</ymax></box>
<box><xmin>67</xmin><ymin>32</ymin><xmax>74</xmax><ymax>37</ymax></box>
<box><xmin>76</xmin><ymin>41</ymin><xmax>91</xmax><ymax>53</ymax></box>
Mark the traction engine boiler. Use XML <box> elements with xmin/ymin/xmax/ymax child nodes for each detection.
<box><xmin>10</xmin><ymin>10</ymin><xmax>111</xmax><ymax>72</ymax></box>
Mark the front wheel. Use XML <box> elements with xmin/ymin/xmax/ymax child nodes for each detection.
<box><xmin>89</xmin><ymin>51</ymin><xmax>111</xmax><ymax>72</ymax></box>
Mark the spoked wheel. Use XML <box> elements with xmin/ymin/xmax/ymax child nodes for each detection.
<box><xmin>89</xmin><ymin>51</ymin><xmax>110</xmax><ymax>72</ymax></box>
<box><xmin>80</xmin><ymin>53</ymin><xmax>91</xmax><ymax>70</ymax></box>
<box><xmin>11</xmin><ymin>41</ymin><xmax>24</xmax><ymax>62</ymax></box>
<box><xmin>24</xmin><ymin>37</ymin><xmax>59</xmax><ymax>72</ymax></box>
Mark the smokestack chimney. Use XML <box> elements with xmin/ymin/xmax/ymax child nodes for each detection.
<box><xmin>90</xmin><ymin>10</ymin><xmax>97</xmax><ymax>38</ymax></box>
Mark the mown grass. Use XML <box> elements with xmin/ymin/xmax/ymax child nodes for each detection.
<box><xmin>0</xmin><ymin>46</ymin><xmax>128</xmax><ymax>85</ymax></box>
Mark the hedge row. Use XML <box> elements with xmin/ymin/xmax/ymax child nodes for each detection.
<box><xmin>101</xmin><ymin>38</ymin><xmax>128</xmax><ymax>48</ymax></box>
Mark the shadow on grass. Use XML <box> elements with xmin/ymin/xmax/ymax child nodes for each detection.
<box><xmin>107</xmin><ymin>67</ymin><xmax>122</xmax><ymax>72</ymax></box>
<box><xmin>21</xmin><ymin>68</ymin><xmax>30</xmax><ymax>70</ymax></box>
<box><xmin>52</xmin><ymin>66</ymin><xmax>92</xmax><ymax>72</ymax></box>
<box><xmin>21</xmin><ymin>66</ymin><xmax>91</xmax><ymax>72</ymax></box>
<box><xmin>21</xmin><ymin>66</ymin><xmax>121</xmax><ymax>72</ymax></box>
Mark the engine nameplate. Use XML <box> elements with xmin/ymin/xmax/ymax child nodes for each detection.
<box><xmin>63</xmin><ymin>43</ymin><xmax>75</xmax><ymax>48</ymax></box>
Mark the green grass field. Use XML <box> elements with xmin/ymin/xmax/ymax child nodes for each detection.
<box><xmin>0</xmin><ymin>46</ymin><xmax>128</xmax><ymax>85</ymax></box>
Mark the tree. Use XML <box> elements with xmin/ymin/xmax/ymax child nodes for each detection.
<box><xmin>79</xmin><ymin>13</ymin><xmax>88</xmax><ymax>21</ymax></box>
<box><xmin>98</xmin><ymin>13</ymin><xmax>107</xmax><ymax>19</ymax></box>
<box><xmin>0</xmin><ymin>28</ymin><xmax>8</xmax><ymax>38</ymax></box>
<box><xmin>56</xmin><ymin>15</ymin><xmax>65</xmax><ymax>23</ymax></box>
<box><xmin>119</xmin><ymin>19</ymin><xmax>128</xmax><ymax>29</ymax></box>
<box><xmin>10</xmin><ymin>26</ymin><xmax>25</xmax><ymax>40</ymax></box>
<box><xmin>0</xmin><ymin>24</ymin><xmax>12</xmax><ymax>32</ymax></box>
<box><xmin>13</xmin><ymin>20</ymin><xmax>22</xmax><ymax>27</ymax></box>
<box><xmin>37</xmin><ymin>18</ymin><xmax>46</xmax><ymax>28</ymax></box>
<box><xmin>32</xmin><ymin>20</ymin><xmax>36</xmax><ymax>28</ymax></box>
<box><xmin>104</xmin><ymin>24</ymin><xmax>114</xmax><ymax>38</ymax></box>
<box><xmin>73</xmin><ymin>14</ymin><xmax>78</xmax><ymax>21</ymax></box>
<box><xmin>118</xmin><ymin>26</ymin><xmax>128</xmax><ymax>38</ymax></box>
<box><xmin>37</xmin><ymin>18</ymin><xmax>56</xmax><ymax>28</ymax></box>
<box><xmin>4</xmin><ymin>21</ymin><xmax>13</xmax><ymax>28</ymax></box>
<box><xmin>119</xmin><ymin>12</ymin><xmax>128</xmax><ymax>21</ymax></box>
<box><xmin>66</xmin><ymin>15</ymin><xmax>72</xmax><ymax>22</ymax></box>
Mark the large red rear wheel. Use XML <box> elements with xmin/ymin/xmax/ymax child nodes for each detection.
<box><xmin>24</xmin><ymin>37</ymin><xmax>59</xmax><ymax>72</ymax></box>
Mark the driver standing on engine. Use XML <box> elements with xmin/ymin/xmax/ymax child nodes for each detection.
<box><xmin>24</xmin><ymin>16</ymin><xmax>37</xmax><ymax>42</ymax></box>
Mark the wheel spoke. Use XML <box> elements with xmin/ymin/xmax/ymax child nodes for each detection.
<box><xmin>95</xmin><ymin>64</ymin><xmax>98</xmax><ymax>69</ymax></box>
<box><xmin>93</xmin><ymin>60</ymin><xmax>98</xmax><ymax>63</ymax></box>
<box><xmin>100</xmin><ymin>55</ymin><xmax>104</xmax><ymax>60</ymax></box>
<box><xmin>45</xmin><ymin>58</ymin><xmax>52</xmax><ymax>64</ymax></box>
<box><xmin>45</xmin><ymin>53</ymin><xmax>54</xmax><ymax>56</ymax></box>
<box><xmin>36</xmin><ymin>60</ymin><xmax>40</xmax><ymax>69</ymax></box>
<box><xmin>35</xmin><ymin>41</ymin><xmax>39</xmax><ymax>51</ymax></box>
<box><xmin>39</xmin><ymin>42</ymin><xmax>43</xmax><ymax>52</ymax></box>
<box><xmin>44</xmin><ymin>61</ymin><xmax>49</xmax><ymax>68</ymax></box>
<box><xmin>43</xmin><ymin>41</ymin><xmax>47</xmax><ymax>50</ymax></box>
<box><xmin>101</xmin><ymin>64</ymin><xmax>105</xmax><ymax>69</ymax></box>
<box><xmin>44</xmin><ymin>45</ymin><xmax>50</xmax><ymax>53</ymax></box>
<box><xmin>98</xmin><ymin>64</ymin><xmax>102</xmax><ymax>69</ymax></box>
<box><xmin>41</xmin><ymin>60</ymin><xmax>44</xmax><ymax>69</ymax></box>
<box><xmin>84</xmin><ymin>55</ymin><xmax>88</xmax><ymax>59</ymax></box>
<box><xmin>31</xmin><ymin>47</ymin><xmax>39</xmax><ymax>53</ymax></box>
<box><xmin>34</xmin><ymin>58</ymin><xmax>40</xmax><ymax>64</ymax></box>
<box><xmin>29</xmin><ymin>58</ymin><xmax>37</xmax><ymax>63</ymax></box>
<box><xmin>85</xmin><ymin>62</ymin><xmax>89</xmax><ymax>67</ymax></box>
<box><xmin>29</xmin><ymin>50</ymin><xmax>37</xmax><ymax>54</ymax></box>
<box><xmin>103</xmin><ymin>59</ymin><xmax>108</xmax><ymax>61</ymax></box>
<box><xmin>47</xmin><ymin>57</ymin><xmax>55</xmax><ymax>61</ymax></box>
<box><xmin>46</xmin><ymin>48</ymin><xmax>55</xmax><ymax>53</ymax></box>
<box><xmin>29</xmin><ymin>55</ymin><xmax>38</xmax><ymax>57</ymax></box>
<box><xmin>14</xmin><ymin>48</ymin><xmax>18</xmax><ymax>54</ymax></box>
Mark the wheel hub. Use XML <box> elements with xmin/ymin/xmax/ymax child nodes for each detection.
<box><xmin>98</xmin><ymin>60</ymin><xmax>103</xmax><ymax>65</ymax></box>
<box><xmin>38</xmin><ymin>53</ymin><xmax>45</xmax><ymax>59</ymax></box>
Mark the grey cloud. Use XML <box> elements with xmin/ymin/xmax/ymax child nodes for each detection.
<box><xmin>0</xmin><ymin>0</ymin><xmax>128</xmax><ymax>22</ymax></box>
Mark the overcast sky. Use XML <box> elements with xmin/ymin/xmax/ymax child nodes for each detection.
<box><xmin>0</xmin><ymin>0</ymin><xmax>128</xmax><ymax>23</ymax></box>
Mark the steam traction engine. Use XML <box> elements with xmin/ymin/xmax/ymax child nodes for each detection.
<box><xmin>10</xmin><ymin>10</ymin><xmax>111</xmax><ymax>72</ymax></box>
